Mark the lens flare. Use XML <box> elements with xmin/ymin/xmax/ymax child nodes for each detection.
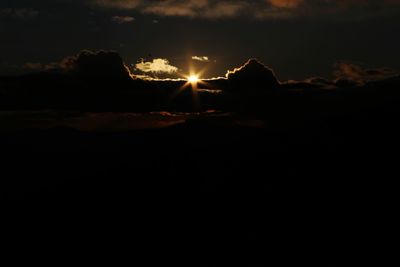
<box><xmin>187</xmin><ymin>75</ymin><xmax>199</xmax><ymax>84</ymax></box>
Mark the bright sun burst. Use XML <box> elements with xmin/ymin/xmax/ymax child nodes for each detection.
<box><xmin>187</xmin><ymin>75</ymin><xmax>199</xmax><ymax>84</ymax></box>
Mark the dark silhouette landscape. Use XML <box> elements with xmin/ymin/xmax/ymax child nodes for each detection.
<box><xmin>1</xmin><ymin>49</ymin><xmax>399</xmax><ymax>265</ymax></box>
<box><xmin>4</xmin><ymin>0</ymin><xmax>400</xmax><ymax>264</ymax></box>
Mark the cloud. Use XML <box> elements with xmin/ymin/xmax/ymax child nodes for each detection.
<box><xmin>304</xmin><ymin>77</ymin><xmax>333</xmax><ymax>86</ymax></box>
<box><xmin>59</xmin><ymin>50</ymin><xmax>132</xmax><ymax>80</ymax></box>
<box><xmin>16</xmin><ymin>52</ymin><xmax>179</xmax><ymax>79</ymax></box>
<box><xmin>91</xmin><ymin>0</ymin><xmax>400</xmax><ymax>20</ymax></box>
<box><xmin>22</xmin><ymin>62</ymin><xmax>69</xmax><ymax>72</ymax></box>
<box><xmin>202</xmin><ymin>1</ymin><xmax>247</xmax><ymax>18</ymax></box>
<box><xmin>334</xmin><ymin>62</ymin><xmax>397</xmax><ymax>85</ymax></box>
<box><xmin>135</xmin><ymin>58</ymin><xmax>178</xmax><ymax>74</ymax></box>
<box><xmin>111</xmin><ymin>16</ymin><xmax>135</xmax><ymax>23</ymax></box>
<box><xmin>93</xmin><ymin>0</ymin><xmax>249</xmax><ymax>18</ymax></box>
<box><xmin>141</xmin><ymin>0</ymin><xmax>208</xmax><ymax>17</ymax></box>
<box><xmin>93</xmin><ymin>0</ymin><xmax>142</xmax><ymax>9</ymax></box>
<box><xmin>2</xmin><ymin>52</ymin><xmax>400</xmax><ymax>117</ymax></box>
<box><xmin>192</xmin><ymin>56</ymin><xmax>210</xmax><ymax>62</ymax></box>
<box><xmin>23</xmin><ymin>63</ymin><xmax>43</xmax><ymax>70</ymax></box>
<box><xmin>267</xmin><ymin>0</ymin><xmax>304</xmax><ymax>9</ymax></box>
<box><xmin>141</xmin><ymin>0</ymin><xmax>247</xmax><ymax>19</ymax></box>
<box><xmin>0</xmin><ymin>8</ymin><xmax>39</xmax><ymax>20</ymax></box>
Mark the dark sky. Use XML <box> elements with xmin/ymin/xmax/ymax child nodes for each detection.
<box><xmin>1</xmin><ymin>0</ymin><xmax>400</xmax><ymax>80</ymax></box>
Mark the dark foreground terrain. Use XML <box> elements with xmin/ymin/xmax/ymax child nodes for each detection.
<box><xmin>1</xmin><ymin>55</ymin><xmax>399</xmax><ymax>266</ymax></box>
<box><xmin>2</xmin><ymin>110</ymin><xmax>397</xmax><ymax>266</ymax></box>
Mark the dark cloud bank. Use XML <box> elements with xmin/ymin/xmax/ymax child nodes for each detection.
<box><xmin>2</xmin><ymin>50</ymin><xmax>399</xmax><ymax>266</ymax></box>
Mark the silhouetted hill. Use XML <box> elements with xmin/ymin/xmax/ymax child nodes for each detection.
<box><xmin>226</xmin><ymin>58</ymin><xmax>280</xmax><ymax>91</ymax></box>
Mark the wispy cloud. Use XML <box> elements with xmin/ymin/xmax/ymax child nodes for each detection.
<box><xmin>91</xmin><ymin>0</ymin><xmax>400</xmax><ymax>20</ymax></box>
<box><xmin>135</xmin><ymin>58</ymin><xmax>178</xmax><ymax>74</ymax></box>
<box><xmin>267</xmin><ymin>0</ymin><xmax>304</xmax><ymax>9</ymax></box>
<box><xmin>23</xmin><ymin>62</ymin><xmax>43</xmax><ymax>70</ymax></box>
<box><xmin>0</xmin><ymin>8</ymin><xmax>39</xmax><ymax>19</ymax></box>
<box><xmin>141</xmin><ymin>0</ymin><xmax>247</xmax><ymax>19</ymax></box>
<box><xmin>192</xmin><ymin>56</ymin><xmax>210</xmax><ymax>62</ymax></box>
<box><xmin>334</xmin><ymin>62</ymin><xmax>397</xmax><ymax>84</ymax></box>
<box><xmin>111</xmin><ymin>15</ymin><xmax>135</xmax><ymax>24</ymax></box>
<box><xmin>93</xmin><ymin>0</ymin><xmax>142</xmax><ymax>9</ymax></box>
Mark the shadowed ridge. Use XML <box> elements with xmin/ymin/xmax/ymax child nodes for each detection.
<box><xmin>225</xmin><ymin>58</ymin><xmax>280</xmax><ymax>91</ymax></box>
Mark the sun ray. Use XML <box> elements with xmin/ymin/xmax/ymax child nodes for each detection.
<box><xmin>169</xmin><ymin>63</ymin><xmax>212</xmax><ymax>110</ymax></box>
<box><xmin>187</xmin><ymin>75</ymin><xmax>199</xmax><ymax>84</ymax></box>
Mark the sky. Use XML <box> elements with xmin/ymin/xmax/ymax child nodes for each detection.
<box><xmin>1</xmin><ymin>0</ymin><xmax>400</xmax><ymax>80</ymax></box>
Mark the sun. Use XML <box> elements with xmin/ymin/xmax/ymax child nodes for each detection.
<box><xmin>187</xmin><ymin>75</ymin><xmax>199</xmax><ymax>84</ymax></box>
